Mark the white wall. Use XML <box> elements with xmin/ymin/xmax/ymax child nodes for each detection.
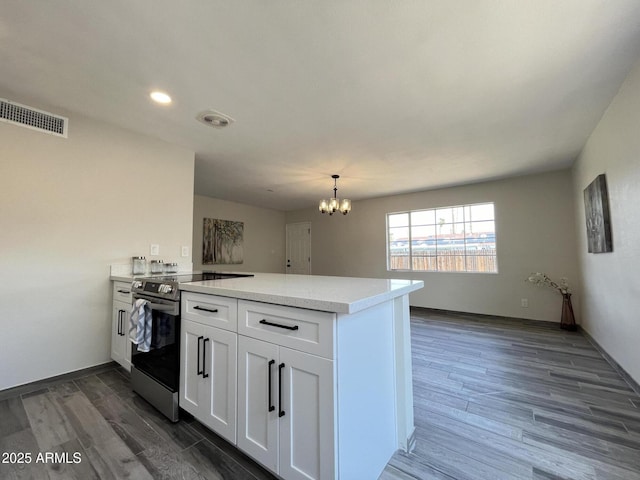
<box><xmin>193</xmin><ymin>195</ymin><xmax>286</xmax><ymax>273</ymax></box>
<box><xmin>572</xmin><ymin>60</ymin><xmax>640</xmax><ymax>384</ymax></box>
<box><xmin>0</xmin><ymin>92</ymin><xmax>195</xmax><ymax>391</ymax></box>
<box><xmin>286</xmin><ymin>170</ymin><xmax>578</xmax><ymax>322</ymax></box>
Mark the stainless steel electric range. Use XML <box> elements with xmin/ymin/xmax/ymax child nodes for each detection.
<box><xmin>129</xmin><ymin>272</ymin><xmax>254</xmax><ymax>421</ymax></box>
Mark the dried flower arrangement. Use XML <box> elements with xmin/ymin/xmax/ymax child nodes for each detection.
<box><xmin>525</xmin><ymin>273</ymin><xmax>570</xmax><ymax>295</ymax></box>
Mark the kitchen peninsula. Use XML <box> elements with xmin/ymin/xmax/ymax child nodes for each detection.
<box><xmin>179</xmin><ymin>273</ymin><xmax>423</xmax><ymax>480</ymax></box>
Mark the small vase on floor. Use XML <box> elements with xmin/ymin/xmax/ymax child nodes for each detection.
<box><xmin>560</xmin><ymin>293</ymin><xmax>577</xmax><ymax>331</ymax></box>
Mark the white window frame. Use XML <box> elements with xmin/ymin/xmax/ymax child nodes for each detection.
<box><xmin>386</xmin><ymin>202</ymin><xmax>498</xmax><ymax>274</ymax></box>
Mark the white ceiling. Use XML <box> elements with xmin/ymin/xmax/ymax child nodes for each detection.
<box><xmin>2</xmin><ymin>1</ymin><xmax>640</xmax><ymax>210</ymax></box>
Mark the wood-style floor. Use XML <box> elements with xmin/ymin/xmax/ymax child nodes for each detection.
<box><xmin>382</xmin><ymin>309</ymin><xmax>640</xmax><ymax>480</ymax></box>
<box><xmin>0</xmin><ymin>366</ymin><xmax>278</xmax><ymax>480</ymax></box>
<box><xmin>1</xmin><ymin>309</ymin><xmax>639</xmax><ymax>479</ymax></box>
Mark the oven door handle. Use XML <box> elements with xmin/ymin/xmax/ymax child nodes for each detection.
<box><xmin>146</xmin><ymin>302</ymin><xmax>176</xmax><ymax>312</ymax></box>
<box><xmin>132</xmin><ymin>294</ymin><xmax>179</xmax><ymax>315</ymax></box>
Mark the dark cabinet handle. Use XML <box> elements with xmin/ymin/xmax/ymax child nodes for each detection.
<box><xmin>194</xmin><ymin>306</ymin><xmax>219</xmax><ymax>313</ymax></box>
<box><xmin>268</xmin><ymin>360</ymin><xmax>275</xmax><ymax>412</ymax></box>
<box><xmin>197</xmin><ymin>336</ymin><xmax>204</xmax><ymax>376</ymax></box>
<box><xmin>278</xmin><ymin>362</ymin><xmax>285</xmax><ymax>418</ymax></box>
<box><xmin>259</xmin><ymin>319</ymin><xmax>299</xmax><ymax>331</ymax></box>
<box><xmin>118</xmin><ymin>310</ymin><xmax>126</xmax><ymax>335</ymax></box>
<box><xmin>117</xmin><ymin>289</ymin><xmax>131</xmax><ymax>294</ymax></box>
<box><xmin>202</xmin><ymin>338</ymin><xmax>210</xmax><ymax>379</ymax></box>
<box><xmin>121</xmin><ymin>310</ymin><xmax>127</xmax><ymax>336</ymax></box>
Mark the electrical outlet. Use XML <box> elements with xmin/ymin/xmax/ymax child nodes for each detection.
<box><xmin>150</xmin><ymin>244</ymin><xmax>160</xmax><ymax>256</ymax></box>
<box><xmin>521</xmin><ymin>298</ymin><xmax>529</xmax><ymax>308</ymax></box>
<box><xmin>181</xmin><ymin>246</ymin><xmax>189</xmax><ymax>257</ymax></box>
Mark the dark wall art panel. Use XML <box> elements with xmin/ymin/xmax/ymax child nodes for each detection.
<box><xmin>202</xmin><ymin>218</ymin><xmax>244</xmax><ymax>264</ymax></box>
<box><xmin>583</xmin><ymin>174</ymin><xmax>613</xmax><ymax>253</ymax></box>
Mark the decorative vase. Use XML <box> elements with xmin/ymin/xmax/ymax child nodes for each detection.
<box><xmin>560</xmin><ymin>293</ymin><xmax>577</xmax><ymax>331</ymax></box>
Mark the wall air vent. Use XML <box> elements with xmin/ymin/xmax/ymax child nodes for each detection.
<box><xmin>0</xmin><ymin>98</ymin><xmax>68</xmax><ymax>138</ymax></box>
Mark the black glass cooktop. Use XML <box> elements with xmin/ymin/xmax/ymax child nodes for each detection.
<box><xmin>148</xmin><ymin>272</ymin><xmax>254</xmax><ymax>283</ymax></box>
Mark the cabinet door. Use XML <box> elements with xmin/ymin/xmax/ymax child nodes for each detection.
<box><xmin>123</xmin><ymin>327</ymin><xmax>132</xmax><ymax>372</ymax></box>
<box><xmin>279</xmin><ymin>347</ymin><xmax>335</xmax><ymax>480</ymax></box>
<box><xmin>111</xmin><ymin>302</ymin><xmax>128</xmax><ymax>366</ymax></box>
<box><xmin>201</xmin><ymin>326</ymin><xmax>237</xmax><ymax>444</ymax></box>
<box><xmin>180</xmin><ymin>320</ymin><xmax>208</xmax><ymax>418</ymax></box>
<box><xmin>121</xmin><ymin>300</ymin><xmax>132</xmax><ymax>372</ymax></box>
<box><xmin>237</xmin><ymin>336</ymin><xmax>279</xmax><ymax>472</ymax></box>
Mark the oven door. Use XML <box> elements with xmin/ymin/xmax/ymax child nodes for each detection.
<box><xmin>131</xmin><ymin>293</ymin><xmax>180</xmax><ymax>393</ymax></box>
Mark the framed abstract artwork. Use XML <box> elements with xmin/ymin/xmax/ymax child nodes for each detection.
<box><xmin>583</xmin><ymin>174</ymin><xmax>613</xmax><ymax>253</ymax></box>
<box><xmin>202</xmin><ymin>218</ymin><xmax>244</xmax><ymax>264</ymax></box>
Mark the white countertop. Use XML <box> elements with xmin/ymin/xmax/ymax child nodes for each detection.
<box><xmin>178</xmin><ymin>273</ymin><xmax>423</xmax><ymax>314</ymax></box>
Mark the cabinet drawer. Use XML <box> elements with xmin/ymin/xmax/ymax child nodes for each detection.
<box><xmin>113</xmin><ymin>281</ymin><xmax>133</xmax><ymax>303</ymax></box>
<box><xmin>238</xmin><ymin>300</ymin><xmax>335</xmax><ymax>359</ymax></box>
<box><xmin>182</xmin><ymin>292</ymin><xmax>238</xmax><ymax>331</ymax></box>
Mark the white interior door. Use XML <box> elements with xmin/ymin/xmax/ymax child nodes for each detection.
<box><xmin>286</xmin><ymin>222</ymin><xmax>311</xmax><ymax>274</ymax></box>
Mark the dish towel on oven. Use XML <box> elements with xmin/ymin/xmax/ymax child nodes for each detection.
<box><xmin>130</xmin><ymin>299</ymin><xmax>152</xmax><ymax>352</ymax></box>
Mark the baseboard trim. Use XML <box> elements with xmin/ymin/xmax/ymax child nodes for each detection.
<box><xmin>578</xmin><ymin>326</ymin><xmax>640</xmax><ymax>397</ymax></box>
<box><xmin>409</xmin><ymin>306</ymin><xmax>559</xmax><ymax>328</ymax></box>
<box><xmin>0</xmin><ymin>361</ymin><xmax>119</xmax><ymax>401</ymax></box>
<box><xmin>406</xmin><ymin>426</ymin><xmax>417</xmax><ymax>454</ymax></box>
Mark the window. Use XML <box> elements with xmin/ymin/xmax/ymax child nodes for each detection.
<box><xmin>387</xmin><ymin>202</ymin><xmax>497</xmax><ymax>273</ymax></box>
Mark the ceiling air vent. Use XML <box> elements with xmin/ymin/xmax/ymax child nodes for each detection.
<box><xmin>196</xmin><ymin>110</ymin><xmax>234</xmax><ymax>129</ymax></box>
<box><xmin>0</xmin><ymin>98</ymin><xmax>68</xmax><ymax>138</ymax></box>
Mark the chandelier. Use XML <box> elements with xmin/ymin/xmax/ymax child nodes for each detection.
<box><xmin>319</xmin><ymin>174</ymin><xmax>351</xmax><ymax>215</ymax></box>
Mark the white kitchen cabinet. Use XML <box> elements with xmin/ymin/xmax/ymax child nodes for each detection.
<box><xmin>180</xmin><ymin>293</ymin><xmax>238</xmax><ymax>444</ymax></box>
<box><xmin>176</xmin><ymin>282</ymin><xmax>414</xmax><ymax>480</ymax></box>
<box><xmin>237</xmin><ymin>335</ymin><xmax>279</xmax><ymax>470</ymax></box>
<box><xmin>279</xmin><ymin>347</ymin><xmax>334</xmax><ymax>480</ymax></box>
<box><xmin>111</xmin><ymin>281</ymin><xmax>132</xmax><ymax>371</ymax></box>
<box><xmin>182</xmin><ymin>291</ymin><xmax>238</xmax><ymax>331</ymax></box>
<box><xmin>238</xmin><ymin>336</ymin><xmax>334</xmax><ymax>480</ymax></box>
<box><xmin>237</xmin><ymin>301</ymin><xmax>335</xmax><ymax>480</ymax></box>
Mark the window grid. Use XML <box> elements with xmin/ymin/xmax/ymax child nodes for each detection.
<box><xmin>387</xmin><ymin>203</ymin><xmax>497</xmax><ymax>273</ymax></box>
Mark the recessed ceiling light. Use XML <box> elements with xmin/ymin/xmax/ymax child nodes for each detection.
<box><xmin>150</xmin><ymin>91</ymin><xmax>172</xmax><ymax>104</ymax></box>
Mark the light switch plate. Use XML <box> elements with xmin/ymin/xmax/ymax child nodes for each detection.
<box><xmin>181</xmin><ymin>246</ymin><xmax>189</xmax><ymax>257</ymax></box>
<box><xmin>150</xmin><ymin>244</ymin><xmax>160</xmax><ymax>256</ymax></box>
